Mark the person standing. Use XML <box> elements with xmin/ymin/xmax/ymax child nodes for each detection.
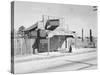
<box><xmin>69</xmin><ymin>45</ymin><xmax>72</xmax><ymax>53</ymax></box>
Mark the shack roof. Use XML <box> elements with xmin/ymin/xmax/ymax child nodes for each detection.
<box><xmin>24</xmin><ymin>22</ymin><xmax>38</xmax><ymax>32</ymax></box>
<box><xmin>48</xmin><ymin>28</ymin><xmax>75</xmax><ymax>38</ymax></box>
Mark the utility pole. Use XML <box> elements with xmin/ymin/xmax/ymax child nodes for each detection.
<box><xmin>82</xmin><ymin>28</ymin><xmax>84</xmax><ymax>41</ymax></box>
<box><xmin>90</xmin><ymin>29</ymin><xmax>93</xmax><ymax>42</ymax></box>
<box><xmin>42</xmin><ymin>15</ymin><xmax>44</xmax><ymax>28</ymax></box>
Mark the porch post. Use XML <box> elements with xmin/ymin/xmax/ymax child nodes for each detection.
<box><xmin>47</xmin><ymin>37</ymin><xmax>50</xmax><ymax>55</ymax></box>
<box><xmin>59</xmin><ymin>36</ymin><xmax>61</xmax><ymax>49</ymax></box>
<box><xmin>65</xmin><ymin>36</ymin><xmax>67</xmax><ymax>48</ymax></box>
<box><xmin>74</xmin><ymin>33</ymin><xmax>77</xmax><ymax>48</ymax></box>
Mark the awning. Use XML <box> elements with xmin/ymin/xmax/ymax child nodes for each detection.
<box><xmin>48</xmin><ymin>29</ymin><xmax>75</xmax><ymax>38</ymax></box>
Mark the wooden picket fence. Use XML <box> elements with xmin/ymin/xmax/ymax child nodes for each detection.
<box><xmin>14</xmin><ymin>37</ymin><xmax>35</xmax><ymax>56</ymax></box>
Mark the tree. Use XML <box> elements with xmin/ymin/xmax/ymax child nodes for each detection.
<box><xmin>17</xmin><ymin>26</ymin><xmax>25</xmax><ymax>36</ymax></box>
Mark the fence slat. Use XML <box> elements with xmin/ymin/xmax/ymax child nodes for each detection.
<box><xmin>14</xmin><ymin>38</ymin><xmax>36</xmax><ymax>56</ymax></box>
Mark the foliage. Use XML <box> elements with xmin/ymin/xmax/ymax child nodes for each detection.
<box><xmin>17</xmin><ymin>26</ymin><xmax>25</xmax><ymax>36</ymax></box>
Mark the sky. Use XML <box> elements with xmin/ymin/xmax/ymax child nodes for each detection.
<box><xmin>14</xmin><ymin>1</ymin><xmax>97</xmax><ymax>37</ymax></box>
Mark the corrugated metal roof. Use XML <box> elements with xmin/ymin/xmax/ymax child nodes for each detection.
<box><xmin>48</xmin><ymin>29</ymin><xmax>75</xmax><ymax>38</ymax></box>
<box><xmin>25</xmin><ymin>22</ymin><xmax>38</xmax><ymax>31</ymax></box>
